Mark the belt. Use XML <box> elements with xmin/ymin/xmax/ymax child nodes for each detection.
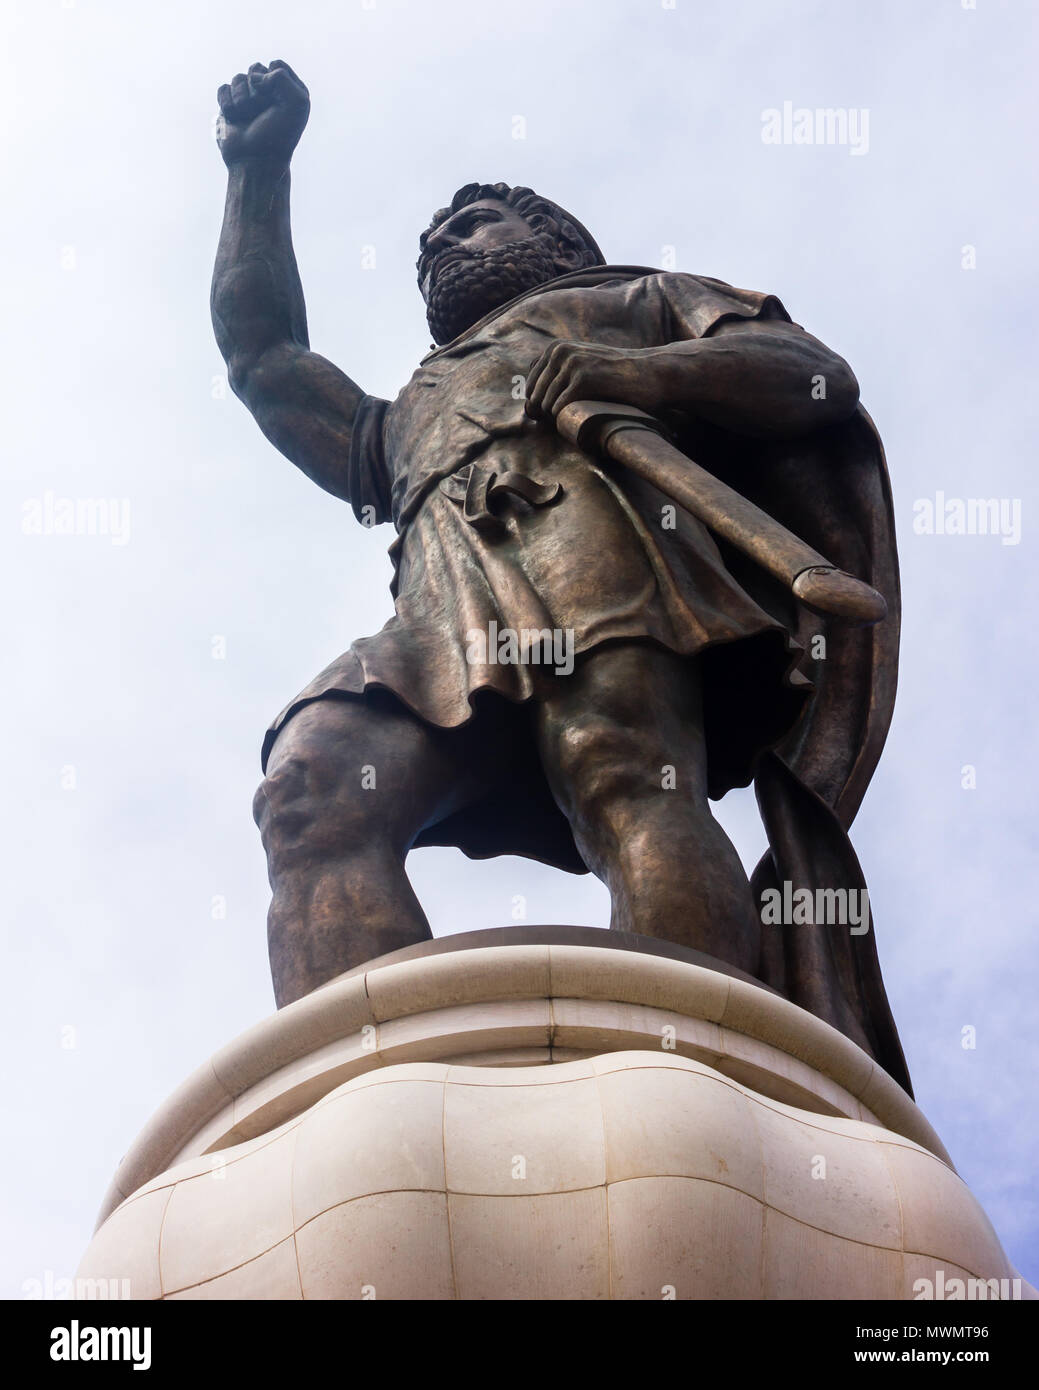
<box><xmin>439</xmin><ymin>459</ymin><xmax>563</xmax><ymax>535</ymax></box>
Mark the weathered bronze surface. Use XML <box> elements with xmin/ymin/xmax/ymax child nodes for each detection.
<box><xmin>211</xmin><ymin>61</ymin><xmax>910</xmax><ymax>1092</ymax></box>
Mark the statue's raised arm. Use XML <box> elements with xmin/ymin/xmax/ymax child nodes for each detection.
<box><xmin>211</xmin><ymin>61</ymin><xmax>366</xmax><ymax>505</ymax></box>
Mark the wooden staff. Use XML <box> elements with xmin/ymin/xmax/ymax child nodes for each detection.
<box><xmin>555</xmin><ymin>399</ymin><xmax>887</xmax><ymax>626</ymax></box>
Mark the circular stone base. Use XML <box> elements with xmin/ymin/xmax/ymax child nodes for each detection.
<box><xmin>78</xmin><ymin>929</ymin><xmax>1033</xmax><ymax>1301</ymax></box>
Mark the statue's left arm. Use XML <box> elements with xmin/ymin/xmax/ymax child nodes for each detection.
<box><xmin>525</xmin><ymin>298</ymin><xmax>860</xmax><ymax>441</ymax></box>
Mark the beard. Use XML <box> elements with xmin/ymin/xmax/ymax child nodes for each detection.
<box><xmin>425</xmin><ymin>236</ymin><xmax>562</xmax><ymax>345</ymax></box>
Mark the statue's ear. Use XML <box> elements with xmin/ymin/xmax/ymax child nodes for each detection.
<box><xmin>544</xmin><ymin>213</ymin><xmax>596</xmax><ymax>273</ymax></box>
<box><xmin>552</xmin><ymin>240</ymin><xmax>586</xmax><ymax>272</ymax></box>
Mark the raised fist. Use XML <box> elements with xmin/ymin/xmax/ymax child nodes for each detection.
<box><xmin>216</xmin><ymin>60</ymin><xmax>310</xmax><ymax>168</ymax></box>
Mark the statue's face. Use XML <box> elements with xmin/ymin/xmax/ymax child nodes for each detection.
<box><xmin>419</xmin><ymin>199</ymin><xmax>535</xmax><ymax>299</ymax></box>
<box><xmin>420</xmin><ymin>197</ymin><xmax>563</xmax><ymax>345</ymax></box>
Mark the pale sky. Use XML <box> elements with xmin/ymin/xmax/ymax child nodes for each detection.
<box><xmin>3</xmin><ymin>0</ymin><xmax>1036</xmax><ymax>1294</ymax></box>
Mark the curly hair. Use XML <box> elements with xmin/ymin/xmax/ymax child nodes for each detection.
<box><xmin>418</xmin><ymin>182</ymin><xmax>605</xmax><ymax>282</ymax></box>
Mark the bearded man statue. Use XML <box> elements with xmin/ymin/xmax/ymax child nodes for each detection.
<box><xmin>212</xmin><ymin>60</ymin><xmax>910</xmax><ymax>1094</ymax></box>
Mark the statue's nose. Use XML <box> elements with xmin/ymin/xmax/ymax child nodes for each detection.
<box><xmin>427</xmin><ymin>225</ymin><xmax>463</xmax><ymax>257</ymax></box>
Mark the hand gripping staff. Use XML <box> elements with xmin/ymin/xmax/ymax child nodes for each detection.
<box><xmin>554</xmin><ymin>400</ymin><xmax>888</xmax><ymax>626</ymax></box>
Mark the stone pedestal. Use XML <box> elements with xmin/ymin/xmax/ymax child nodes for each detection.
<box><xmin>78</xmin><ymin>927</ymin><xmax>1033</xmax><ymax>1300</ymax></box>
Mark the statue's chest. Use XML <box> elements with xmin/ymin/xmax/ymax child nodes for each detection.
<box><xmin>388</xmin><ymin>286</ymin><xmax>655</xmax><ymax>460</ymax></box>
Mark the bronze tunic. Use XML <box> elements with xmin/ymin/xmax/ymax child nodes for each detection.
<box><xmin>262</xmin><ymin>268</ymin><xmax>810</xmax><ymax>862</ymax></box>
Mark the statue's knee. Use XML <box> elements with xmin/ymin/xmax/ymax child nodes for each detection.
<box><xmin>255</xmin><ymin>699</ymin><xmax>436</xmax><ymax>864</ymax></box>
<box><xmin>256</xmin><ymin>739</ymin><xmax>384</xmax><ymax>867</ymax></box>
<box><xmin>257</xmin><ymin>742</ymin><xmax>356</xmax><ymax>859</ymax></box>
<box><xmin>551</xmin><ymin>717</ymin><xmax>648</xmax><ymax>820</ymax></box>
<box><xmin>252</xmin><ymin>779</ymin><xmax>269</xmax><ymax>833</ymax></box>
<box><xmin>553</xmin><ymin>709</ymin><xmax>708</xmax><ymax>826</ymax></box>
<box><xmin>254</xmin><ymin>756</ymin><xmax>309</xmax><ymax>853</ymax></box>
<box><xmin>264</xmin><ymin>749</ymin><xmax>310</xmax><ymax>809</ymax></box>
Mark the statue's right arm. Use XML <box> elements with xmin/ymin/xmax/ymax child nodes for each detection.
<box><xmin>211</xmin><ymin>62</ymin><xmax>364</xmax><ymax>504</ymax></box>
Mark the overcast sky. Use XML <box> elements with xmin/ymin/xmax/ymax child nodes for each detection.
<box><xmin>3</xmin><ymin>0</ymin><xmax>1036</xmax><ymax>1295</ymax></box>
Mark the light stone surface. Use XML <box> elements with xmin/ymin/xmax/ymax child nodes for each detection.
<box><xmin>79</xmin><ymin>1051</ymin><xmax>1030</xmax><ymax>1301</ymax></box>
<box><xmin>165</xmin><ymin>1237</ymin><xmax>302</xmax><ymax>1301</ymax></box>
<box><xmin>449</xmin><ymin>1188</ymin><xmax>610</xmax><ymax>1300</ymax></box>
<box><xmin>762</xmin><ymin>1208</ymin><xmax>904</xmax><ymax>1300</ymax></box>
<box><xmin>159</xmin><ymin>1128</ymin><xmax>297</xmax><ymax>1295</ymax></box>
<box><xmin>597</xmin><ymin>1062</ymin><xmax>763</xmax><ymax>1197</ymax></box>
<box><xmin>76</xmin><ymin>1185</ymin><xmax>171</xmax><ymax>1301</ymax></box>
<box><xmin>296</xmin><ymin>1191</ymin><xmax>456</xmax><ymax>1300</ymax></box>
<box><xmin>882</xmin><ymin>1140</ymin><xmax>1010</xmax><ymax>1273</ymax></box>
<box><xmin>78</xmin><ymin>935</ymin><xmax>1031</xmax><ymax>1301</ymax></box>
<box><xmin>95</xmin><ymin>933</ymin><xmax>953</xmax><ymax>1219</ymax></box>
<box><xmin>754</xmin><ymin>1102</ymin><xmax>902</xmax><ymax>1247</ymax></box>
<box><xmin>609</xmin><ymin>1177</ymin><xmax>764</xmax><ymax>1300</ymax></box>
<box><xmin>292</xmin><ymin>1078</ymin><xmax>446</xmax><ymax>1225</ymax></box>
<box><xmin>443</xmin><ymin>1073</ymin><xmax>606</xmax><ymax>1195</ymax></box>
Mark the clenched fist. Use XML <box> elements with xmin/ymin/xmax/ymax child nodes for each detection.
<box><xmin>216</xmin><ymin>60</ymin><xmax>310</xmax><ymax>168</ymax></box>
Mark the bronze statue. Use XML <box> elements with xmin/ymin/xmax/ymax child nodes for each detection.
<box><xmin>212</xmin><ymin>61</ymin><xmax>911</xmax><ymax>1093</ymax></box>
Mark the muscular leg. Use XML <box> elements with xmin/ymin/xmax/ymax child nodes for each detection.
<box><xmin>534</xmin><ymin>643</ymin><xmax>761</xmax><ymax>974</ymax></box>
<box><xmin>254</xmin><ymin>693</ymin><xmax>493</xmax><ymax>1007</ymax></box>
